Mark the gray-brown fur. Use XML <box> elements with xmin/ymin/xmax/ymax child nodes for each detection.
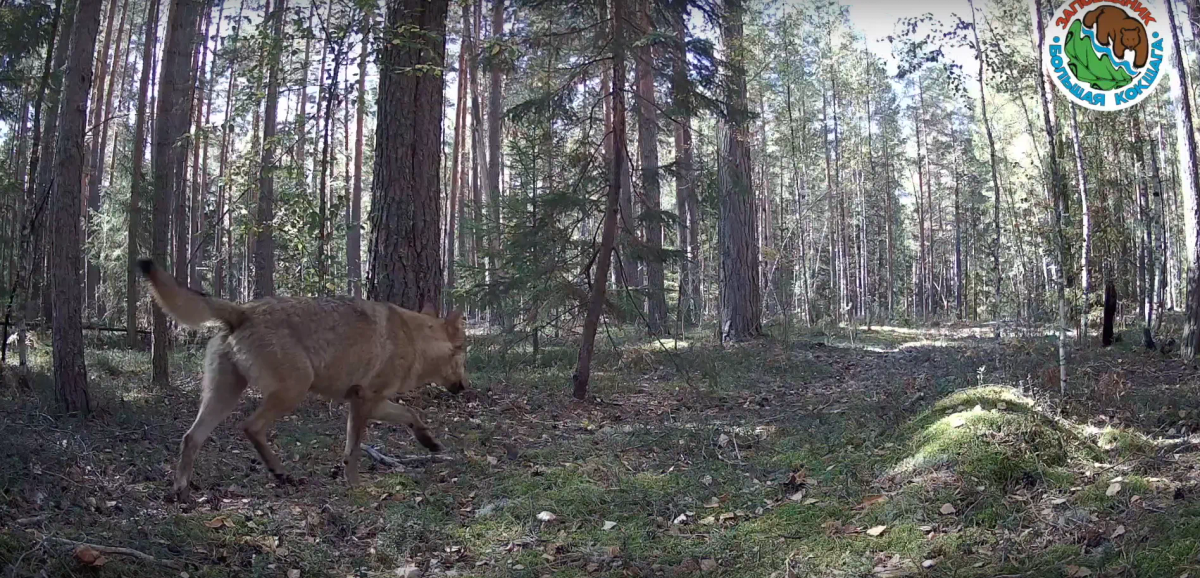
<box><xmin>136</xmin><ymin>260</ymin><xmax>467</xmax><ymax>502</ymax></box>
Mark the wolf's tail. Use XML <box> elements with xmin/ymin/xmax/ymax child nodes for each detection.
<box><xmin>137</xmin><ymin>259</ymin><xmax>247</xmax><ymax>329</ymax></box>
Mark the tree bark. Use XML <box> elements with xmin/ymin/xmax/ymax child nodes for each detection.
<box><xmin>1070</xmin><ymin>106</ymin><xmax>1090</xmax><ymax>344</ymax></box>
<box><xmin>485</xmin><ymin>0</ymin><xmax>504</xmax><ymax>322</ymax></box>
<box><xmin>634</xmin><ymin>0</ymin><xmax>666</xmax><ymax>334</ymax></box>
<box><xmin>214</xmin><ymin>0</ymin><xmax>243</xmax><ymax>300</ymax></box>
<box><xmin>572</xmin><ymin>0</ymin><xmax>626</xmax><ymax>400</ymax></box>
<box><xmin>445</xmin><ymin>18</ymin><xmax>464</xmax><ymax>309</ymax></box>
<box><xmin>253</xmin><ymin>0</ymin><xmax>284</xmax><ymax>298</ymax></box>
<box><xmin>14</xmin><ymin>0</ymin><xmax>66</xmax><ymax>370</ymax></box>
<box><xmin>83</xmin><ymin>0</ymin><xmax>121</xmax><ymax>319</ymax></box>
<box><xmin>188</xmin><ymin>5</ymin><xmax>213</xmax><ymax>290</ymax></box>
<box><xmin>150</xmin><ymin>0</ymin><xmax>203</xmax><ymax>388</ymax></box>
<box><xmin>51</xmin><ymin>0</ymin><xmax>104</xmax><ymax>414</ymax></box>
<box><xmin>670</xmin><ymin>3</ymin><xmax>697</xmax><ymax>327</ymax></box>
<box><xmin>349</xmin><ymin>12</ymin><xmax>369</xmax><ymax>298</ymax></box>
<box><xmin>1032</xmin><ymin>0</ymin><xmax>1068</xmax><ymax>394</ymax></box>
<box><xmin>717</xmin><ymin>0</ymin><xmax>761</xmax><ymax>341</ymax></box>
<box><xmin>366</xmin><ymin>0</ymin><xmax>448</xmax><ymax>311</ymax></box>
<box><xmin>126</xmin><ymin>0</ymin><xmax>161</xmax><ymax>347</ymax></box>
<box><xmin>1167</xmin><ymin>0</ymin><xmax>1200</xmax><ymax>359</ymax></box>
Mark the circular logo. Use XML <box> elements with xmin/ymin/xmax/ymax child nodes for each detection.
<box><xmin>1042</xmin><ymin>0</ymin><xmax>1170</xmax><ymax>111</ymax></box>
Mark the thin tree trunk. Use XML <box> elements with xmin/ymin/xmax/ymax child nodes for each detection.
<box><xmin>445</xmin><ymin>21</ymin><xmax>464</xmax><ymax>309</ymax></box>
<box><xmin>83</xmin><ymin>0</ymin><xmax>122</xmax><ymax>319</ymax></box>
<box><xmin>150</xmin><ymin>0</ymin><xmax>204</xmax><ymax>388</ymax></box>
<box><xmin>349</xmin><ymin>12</ymin><xmax>369</xmax><ymax>298</ymax></box>
<box><xmin>253</xmin><ymin>0</ymin><xmax>284</xmax><ymax>298</ymax></box>
<box><xmin>296</xmin><ymin>3</ymin><xmax>313</xmax><ymax>186</ymax></box>
<box><xmin>126</xmin><ymin>0</ymin><xmax>161</xmax><ymax>347</ymax></box>
<box><xmin>215</xmin><ymin>0</ymin><xmax>243</xmax><ymax>300</ymax></box>
<box><xmin>317</xmin><ymin>36</ymin><xmax>343</xmax><ymax>296</ymax></box>
<box><xmin>485</xmin><ymin>0</ymin><xmax>505</xmax><ymax>322</ymax></box>
<box><xmin>188</xmin><ymin>6</ymin><xmax>213</xmax><ymax>289</ymax></box>
<box><xmin>969</xmin><ymin>0</ymin><xmax>1003</xmax><ymax>333</ymax></box>
<box><xmin>464</xmin><ymin>0</ymin><xmax>486</xmax><ymax>295</ymax></box>
<box><xmin>51</xmin><ymin>0</ymin><xmax>105</xmax><ymax>413</ymax></box>
<box><xmin>573</xmin><ymin>0</ymin><xmax>626</xmax><ymax>400</ymax></box>
<box><xmin>13</xmin><ymin>0</ymin><xmax>66</xmax><ymax>370</ymax></box>
<box><xmin>1032</xmin><ymin>0</ymin><xmax>1068</xmax><ymax>394</ymax></box>
<box><xmin>717</xmin><ymin>0</ymin><xmax>760</xmax><ymax>341</ymax></box>
<box><xmin>670</xmin><ymin>3</ymin><xmax>697</xmax><ymax>327</ymax></box>
<box><xmin>367</xmin><ymin>0</ymin><xmax>448</xmax><ymax>310</ymax></box>
<box><xmin>1070</xmin><ymin>106</ymin><xmax>1090</xmax><ymax>344</ymax></box>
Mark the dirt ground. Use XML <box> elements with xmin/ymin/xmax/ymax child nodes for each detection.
<box><xmin>2</xmin><ymin>323</ymin><xmax>1200</xmax><ymax>577</ymax></box>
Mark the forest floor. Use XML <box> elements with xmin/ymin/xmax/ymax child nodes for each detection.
<box><xmin>3</xmin><ymin>321</ymin><xmax>1200</xmax><ymax>577</ymax></box>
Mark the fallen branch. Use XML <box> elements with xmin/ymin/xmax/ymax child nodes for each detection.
<box><xmin>361</xmin><ymin>444</ymin><xmax>454</xmax><ymax>468</ymax></box>
<box><xmin>44</xmin><ymin>537</ymin><xmax>183</xmax><ymax>570</ymax></box>
<box><xmin>15</xmin><ymin>514</ymin><xmax>48</xmax><ymax>525</ymax></box>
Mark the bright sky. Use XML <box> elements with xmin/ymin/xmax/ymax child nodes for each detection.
<box><xmin>845</xmin><ymin>0</ymin><xmax>982</xmax><ymax>79</ymax></box>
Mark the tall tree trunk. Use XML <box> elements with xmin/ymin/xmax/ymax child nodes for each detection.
<box><xmin>367</xmin><ymin>0</ymin><xmax>448</xmax><ymax>310</ymax></box>
<box><xmin>969</xmin><ymin>0</ymin><xmax>1003</xmax><ymax>336</ymax></box>
<box><xmin>83</xmin><ymin>0</ymin><xmax>121</xmax><ymax>319</ymax></box>
<box><xmin>296</xmin><ymin>3</ymin><xmax>313</xmax><ymax>186</ymax></box>
<box><xmin>485</xmin><ymin>0</ymin><xmax>504</xmax><ymax>322</ymax></box>
<box><xmin>150</xmin><ymin>0</ymin><xmax>203</xmax><ymax>388</ymax></box>
<box><xmin>445</xmin><ymin>21</ymin><xmax>464</xmax><ymax>309</ymax></box>
<box><xmin>717</xmin><ymin>0</ymin><xmax>760</xmax><ymax>341</ymax></box>
<box><xmin>1134</xmin><ymin>115</ymin><xmax>1156</xmax><ymax>349</ymax></box>
<box><xmin>1070</xmin><ymin>106</ymin><xmax>1090</xmax><ymax>344</ymax></box>
<box><xmin>174</xmin><ymin>15</ymin><xmax>202</xmax><ymax>285</ymax></box>
<box><xmin>317</xmin><ymin>36</ymin><xmax>343</xmax><ymax>296</ymax></box>
<box><xmin>349</xmin><ymin>12</ymin><xmax>369</xmax><ymax>298</ymax></box>
<box><xmin>572</xmin><ymin>0</ymin><xmax>626</xmax><ymax>400</ymax></box>
<box><xmin>127</xmin><ymin>0</ymin><xmax>161</xmax><ymax>347</ymax></box>
<box><xmin>14</xmin><ymin>0</ymin><xmax>66</xmax><ymax>370</ymax></box>
<box><xmin>464</xmin><ymin>0</ymin><xmax>486</xmax><ymax>295</ymax></box>
<box><xmin>253</xmin><ymin>0</ymin><xmax>284</xmax><ymax>298</ymax></box>
<box><xmin>634</xmin><ymin>0</ymin><xmax>665</xmax><ymax>334</ymax></box>
<box><xmin>189</xmin><ymin>5</ymin><xmax>213</xmax><ymax>289</ymax></box>
<box><xmin>1167</xmin><ymin>0</ymin><xmax>1200</xmax><ymax>359</ymax></box>
<box><xmin>1032</xmin><ymin>0</ymin><xmax>1068</xmax><ymax>394</ymax></box>
<box><xmin>215</xmin><ymin>0</ymin><xmax>243</xmax><ymax>300</ymax></box>
<box><xmin>670</xmin><ymin>3</ymin><xmax>697</xmax><ymax>327</ymax></box>
<box><xmin>51</xmin><ymin>0</ymin><xmax>104</xmax><ymax>413</ymax></box>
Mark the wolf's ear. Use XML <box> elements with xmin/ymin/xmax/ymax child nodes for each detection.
<box><xmin>420</xmin><ymin>301</ymin><xmax>439</xmax><ymax>318</ymax></box>
<box><xmin>446</xmin><ymin>311</ymin><xmax>465</xmax><ymax>346</ymax></box>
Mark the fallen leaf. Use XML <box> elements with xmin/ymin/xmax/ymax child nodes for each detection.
<box><xmin>486</xmin><ymin>455</ymin><xmax>498</xmax><ymax>466</ymax></box>
<box><xmin>997</xmin><ymin>402</ymin><xmax>1008</xmax><ymax>410</ymax></box>
<box><xmin>602</xmin><ymin>520</ymin><xmax>617</xmax><ymax>531</ymax></box>
<box><xmin>1051</xmin><ymin>498</ymin><xmax>1068</xmax><ymax>505</ymax></box>
<box><xmin>700</xmin><ymin>475</ymin><xmax>713</xmax><ymax>487</ymax></box>
<box><xmin>1107</xmin><ymin>482</ymin><xmax>1122</xmax><ymax>497</ymax></box>
<box><xmin>672</xmin><ymin>513</ymin><xmax>689</xmax><ymax>524</ymax></box>
<box><xmin>717</xmin><ymin>434</ymin><xmax>730</xmax><ymax>447</ymax></box>
<box><xmin>1112</xmin><ymin>524</ymin><xmax>1126</xmax><ymax>538</ymax></box>
<box><xmin>866</xmin><ymin>525</ymin><xmax>887</xmax><ymax>537</ymax></box>
<box><xmin>205</xmin><ymin>516</ymin><xmax>229</xmax><ymax>529</ymax></box>
<box><xmin>699</xmin><ymin>515</ymin><xmax>716</xmax><ymax>525</ymax></box>
<box><xmin>704</xmin><ymin>497</ymin><xmax>721</xmax><ymax>508</ymax></box>
<box><xmin>939</xmin><ymin>503</ymin><xmax>956</xmax><ymax>515</ymax></box>
<box><xmin>922</xmin><ymin>559</ymin><xmax>938</xmax><ymax>569</ymax></box>
<box><xmin>803</xmin><ymin>497</ymin><xmax>819</xmax><ymax>505</ymax></box>
<box><xmin>718</xmin><ymin>512</ymin><xmax>737</xmax><ymax>522</ymax></box>
<box><xmin>699</xmin><ymin>558</ymin><xmax>718</xmax><ymax>572</ymax></box>
<box><xmin>536</xmin><ymin>511</ymin><xmax>557</xmax><ymax>522</ymax></box>
<box><xmin>73</xmin><ymin>545</ymin><xmax>108</xmax><ymax>567</ymax></box>
<box><xmin>1066</xmin><ymin>565</ymin><xmax>1093</xmax><ymax>577</ymax></box>
<box><xmin>857</xmin><ymin>495</ymin><xmax>887</xmax><ymax>510</ymax></box>
<box><xmin>788</xmin><ymin>490</ymin><xmax>805</xmax><ymax>502</ymax></box>
<box><xmin>287</xmin><ymin>570</ymin><xmax>301</xmax><ymax>578</ymax></box>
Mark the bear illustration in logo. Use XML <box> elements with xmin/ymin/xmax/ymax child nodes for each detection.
<box><xmin>1082</xmin><ymin>6</ymin><xmax>1149</xmax><ymax>68</ymax></box>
